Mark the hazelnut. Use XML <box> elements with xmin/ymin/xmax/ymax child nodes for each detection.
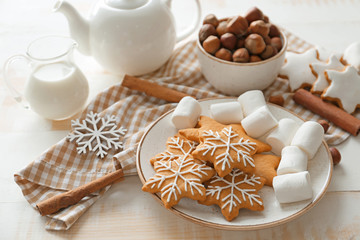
<box><xmin>263</xmin><ymin>35</ymin><xmax>271</xmax><ymax>45</ymax></box>
<box><xmin>226</xmin><ymin>16</ymin><xmax>248</xmax><ymax>36</ymax></box>
<box><xmin>245</xmin><ymin>34</ymin><xmax>266</xmax><ymax>54</ymax></box>
<box><xmin>260</xmin><ymin>45</ymin><xmax>274</xmax><ymax>59</ymax></box>
<box><xmin>237</xmin><ymin>37</ymin><xmax>245</xmax><ymax>48</ymax></box>
<box><xmin>199</xmin><ymin>24</ymin><xmax>217</xmax><ymax>42</ymax></box>
<box><xmin>203</xmin><ymin>14</ymin><xmax>219</xmax><ymax>28</ymax></box>
<box><xmin>220</xmin><ymin>33</ymin><xmax>237</xmax><ymax>50</ymax></box>
<box><xmin>202</xmin><ymin>35</ymin><xmax>220</xmax><ymax>54</ymax></box>
<box><xmin>250</xmin><ymin>55</ymin><xmax>262</xmax><ymax>62</ymax></box>
<box><xmin>233</xmin><ymin>48</ymin><xmax>250</xmax><ymax>63</ymax></box>
<box><xmin>216</xmin><ymin>21</ymin><xmax>228</xmax><ymax>36</ymax></box>
<box><xmin>268</xmin><ymin>95</ymin><xmax>284</xmax><ymax>106</ymax></box>
<box><xmin>245</xmin><ymin>7</ymin><xmax>264</xmax><ymax>24</ymax></box>
<box><xmin>329</xmin><ymin>147</ymin><xmax>341</xmax><ymax>165</ymax></box>
<box><xmin>249</xmin><ymin>20</ymin><xmax>270</xmax><ymax>37</ymax></box>
<box><xmin>271</xmin><ymin>37</ymin><xmax>283</xmax><ymax>51</ymax></box>
<box><xmin>317</xmin><ymin>119</ymin><xmax>330</xmax><ymax>133</ymax></box>
<box><xmin>215</xmin><ymin>48</ymin><xmax>233</xmax><ymax>61</ymax></box>
<box><xmin>269</xmin><ymin>24</ymin><xmax>281</xmax><ymax>37</ymax></box>
<box><xmin>263</xmin><ymin>15</ymin><xmax>269</xmax><ymax>23</ymax></box>
<box><xmin>271</xmin><ymin>45</ymin><xmax>279</xmax><ymax>57</ymax></box>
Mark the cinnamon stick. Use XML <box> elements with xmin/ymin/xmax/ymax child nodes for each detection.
<box><xmin>293</xmin><ymin>89</ymin><xmax>360</xmax><ymax>136</ymax></box>
<box><xmin>121</xmin><ymin>75</ymin><xmax>194</xmax><ymax>103</ymax></box>
<box><xmin>36</xmin><ymin>169</ymin><xmax>124</xmax><ymax>216</ymax></box>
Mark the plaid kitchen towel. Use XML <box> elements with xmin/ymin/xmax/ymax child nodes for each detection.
<box><xmin>14</xmin><ymin>30</ymin><xmax>350</xmax><ymax>230</ymax></box>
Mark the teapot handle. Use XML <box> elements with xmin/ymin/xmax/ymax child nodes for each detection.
<box><xmin>3</xmin><ymin>54</ymin><xmax>31</xmax><ymax>109</ymax></box>
<box><xmin>170</xmin><ymin>0</ymin><xmax>201</xmax><ymax>43</ymax></box>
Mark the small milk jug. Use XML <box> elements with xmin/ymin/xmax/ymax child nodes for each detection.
<box><xmin>3</xmin><ymin>36</ymin><xmax>89</xmax><ymax>120</ymax></box>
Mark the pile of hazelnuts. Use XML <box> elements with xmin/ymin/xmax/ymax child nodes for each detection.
<box><xmin>199</xmin><ymin>7</ymin><xmax>283</xmax><ymax>63</ymax></box>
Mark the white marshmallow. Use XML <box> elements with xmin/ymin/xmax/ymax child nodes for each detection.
<box><xmin>277</xmin><ymin>146</ymin><xmax>308</xmax><ymax>175</ymax></box>
<box><xmin>210</xmin><ymin>101</ymin><xmax>243</xmax><ymax>125</ymax></box>
<box><xmin>237</xmin><ymin>90</ymin><xmax>266</xmax><ymax>116</ymax></box>
<box><xmin>171</xmin><ymin>96</ymin><xmax>201</xmax><ymax>129</ymax></box>
<box><xmin>273</xmin><ymin>171</ymin><xmax>313</xmax><ymax>204</ymax></box>
<box><xmin>266</xmin><ymin>118</ymin><xmax>299</xmax><ymax>155</ymax></box>
<box><xmin>241</xmin><ymin>106</ymin><xmax>278</xmax><ymax>138</ymax></box>
<box><xmin>291</xmin><ymin>121</ymin><xmax>324</xmax><ymax>159</ymax></box>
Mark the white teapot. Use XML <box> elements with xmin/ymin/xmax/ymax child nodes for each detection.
<box><xmin>54</xmin><ymin>0</ymin><xmax>201</xmax><ymax>75</ymax></box>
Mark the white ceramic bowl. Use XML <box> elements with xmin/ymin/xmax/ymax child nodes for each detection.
<box><xmin>196</xmin><ymin>31</ymin><xmax>287</xmax><ymax>96</ymax></box>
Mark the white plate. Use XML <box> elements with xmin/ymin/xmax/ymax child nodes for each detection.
<box><xmin>136</xmin><ymin>98</ymin><xmax>333</xmax><ymax>230</ymax></box>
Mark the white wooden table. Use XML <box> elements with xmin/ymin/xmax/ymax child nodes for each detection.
<box><xmin>1</xmin><ymin>0</ymin><xmax>360</xmax><ymax>239</ymax></box>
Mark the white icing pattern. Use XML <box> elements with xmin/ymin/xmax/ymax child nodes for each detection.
<box><xmin>154</xmin><ymin>137</ymin><xmax>197</xmax><ymax>162</ymax></box>
<box><xmin>145</xmin><ymin>156</ymin><xmax>213</xmax><ymax>203</ymax></box>
<box><xmin>198</xmin><ymin>126</ymin><xmax>256</xmax><ymax>171</ymax></box>
<box><xmin>68</xmin><ymin>111</ymin><xmax>126</xmax><ymax>158</ymax></box>
<box><xmin>279</xmin><ymin>49</ymin><xmax>321</xmax><ymax>91</ymax></box>
<box><xmin>206</xmin><ymin>169</ymin><xmax>263</xmax><ymax>212</ymax></box>
<box><xmin>323</xmin><ymin>66</ymin><xmax>360</xmax><ymax>114</ymax></box>
<box><xmin>310</xmin><ymin>54</ymin><xmax>344</xmax><ymax>93</ymax></box>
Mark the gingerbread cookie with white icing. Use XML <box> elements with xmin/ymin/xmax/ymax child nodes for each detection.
<box><xmin>279</xmin><ymin>49</ymin><xmax>321</xmax><ymax>92</ymax></box>
<box><xmin>150</xmin><ymin>135</ymin><xmax>197</xmax><ymax>165</ymax></box>
<box><xmin>323</xmin><ymin>66</ymin><xmax>360</xmax><ymax>114</ymax></box>
<box><xmin>199</xmin><ymin>169</ymin><xmax>265</xmax><ymax>221</ymax></box>
<box><xmin>310</xmin><ymin>54</ymin><xmax>344</xmax><ymax>94</ymax></box>
<box><xmin>180</xmin><ymin>116</ymin><xmax>271</xmax><ymax>177</ymax></box>
<box><xmin>142</xmin><ymin>154</ymin><xmax>215</xmax><ymax>208</ymax></box>
<box><xmin>179</xmin><ymin>116</ymin><xmax>271</xmax><ymax>153</ymax></box>
<box><xmin>253</xmin><ymin>154</ymin><xmax>280</xmax><ymax>187</ymax></box>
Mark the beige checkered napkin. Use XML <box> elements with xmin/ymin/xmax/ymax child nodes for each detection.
<box><xmin>14</xmin><ymin>32</ymin><xmax>350</xmax><ymax>230</ymax></box>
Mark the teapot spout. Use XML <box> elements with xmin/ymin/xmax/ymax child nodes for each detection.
<box><xmin>163</xmin><ymin>0</ymin><xmax>172</xmax><ymax>8</ymax></box>
<box><xmin>53</xmin><ymin>0</ymin><xmax>91</xmax><ymax>55</ymax></box>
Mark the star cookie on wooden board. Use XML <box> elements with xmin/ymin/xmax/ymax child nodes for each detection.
<box><xmin>199</xmin><ymin>169</ymin><xmax>265</xmax><ymax>221</ymax></box>
<box><xmin>179</xmin><ymin>116</ymin><xmax>271</xmax><ymax>153</ymax></box>
<box><xmin>142</xmin><ymin>155</ymin><xmax>215</xmax><ymax>208</ymax></box>
<box><xmin>310</xmin><ymin>54</ymin><xmax>345</xmax><ymax>94</ymax></box>
<box><xmin>279</xmin><ymin>49</ymin><xmax>321</xmax><ymax>92</ymax></box>
<box><xmin>150</xmin><ymin>135</ymin><xmax>197</xmax><ymax>165</ymax></box>
<box><xmin>253</xmin><ymin>154</ymin><xmax>280</xmax><ymax>187</ymax></box>
<box><xmin>323</xmin><ymin>66</ymin><xmax>360</xmax><ymax>114</ymax></box>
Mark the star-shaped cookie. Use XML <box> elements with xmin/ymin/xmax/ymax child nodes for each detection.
<box><xmin>179</xmin><ymin>116</ymin><xmax>271</xmax><ymax>153</ymax></box>
<box><xmin>310</xmin><ymin>54</ymin><xmax>344</xmax><ymax>94</ymax></box>
<box><xmin>142</xmin><ymin>156</ymin><xmax>215</xmax><ymax>208</ymax></box>
<box><xmin>192</xmin><ymin>126</ymin><xmax>257</xmax><ymax>177</ymax></box>
<box><xmin>150</xmin><ymin>135</ymin><xmax>197</xmax><ymax>165</ymax></box>
<box><xmin>253</xmin><ymin>154</ymin><xmax>280</xmax><ymax>187</ymax></box>
<box><xmin>179</xmin><ymin>116</ymin><xmax>271</xmax><ymax>177</ymax></box>
<box><xmin>199</xmin><ymin>169</ymin><xmax>265</xmax><ymax>221</ymax></box>
<box><xmin>323</xmin><ymin>66</ymin><xmax>360</xmax><ymax>114</ymax></box>
<box><xmin>279</xmin><ymin>49</ymin><xmax>321</xmax><ymax>92</ymax></box>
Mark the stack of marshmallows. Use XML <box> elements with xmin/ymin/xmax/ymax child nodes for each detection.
<box><xmin>171</xmin><ymin>90</ymin><xmax>324</xmax><ymax>204</ymax></box>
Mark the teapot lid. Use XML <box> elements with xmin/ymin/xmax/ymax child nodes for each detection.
<box><xmin>105</xmin><ymin>0</ymin><xmax>149</xmax><ymax>9</ymax></box>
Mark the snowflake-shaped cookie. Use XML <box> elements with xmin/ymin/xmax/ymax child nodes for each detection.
<box><xmin>192</xmin><ymin>126</ymin><xmax>257</xmax><ymax>177</ymax></box>
<box><xmin>279</xmin><ymin>49</ymin><xmax>321</xmax><ymax>92</ymax></box>
<box><xmin>323</xmin><ymin>66</ymin><xmax>360</xmax><ymax>114</ymax></box>
<box><xmin>310</xmin><ymin>54</ymin><xmax>344</xmax><ymax>94</ymax></box>
<box><xmin>142</xmin><ymin>156</ymin><xmax>215</xmax><ymax>208</ymax></box>
<box><xmin>199</xmin><ymin>169</ymin><xmax>265</xmax><ymax>221</ymax></box>
<box><xmin>150</xmin><ymin>136</ymin><xmax>197</xmax><ymax>165</ymax></box>
<box><xmin>68</xmin><ymin>111</ymin><xmax>127</xmax><ymax>158</ymax></box>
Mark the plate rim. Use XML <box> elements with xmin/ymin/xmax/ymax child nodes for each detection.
<box><xmin>136</xmin><ymin>97</ymin><xmax>333</xmax><ymax>231</ymax></box>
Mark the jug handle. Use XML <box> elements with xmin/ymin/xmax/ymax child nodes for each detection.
<box><xmin>171</xmin><ymin>0</ymin><xmax>201</xmax><ymax>43</ymax></box>
<box><xmin>3</xmin><ymin>55</ymin><xmax>30</xmax><ymax>108</ymax></box>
